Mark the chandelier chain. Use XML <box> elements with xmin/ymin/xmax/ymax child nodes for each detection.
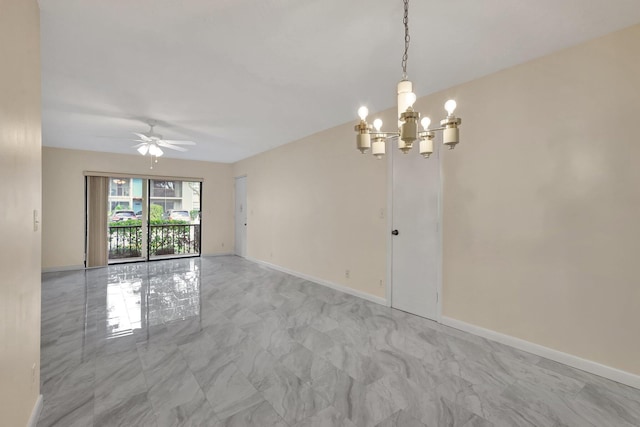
<box><xmin>401</xmin><ymin>0</ymin><xmax>410</xmax><ymax>79</ymax></box>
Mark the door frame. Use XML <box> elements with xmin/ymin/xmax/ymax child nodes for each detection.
<box><xmin>234</xmin><ymin>175</ymin><xmax>248</xmax><ymax>257</ymax></box>
<box><xmin>385</xmin><ymin>145</ymin><xmax>444</xmax><ymax>322</ymax></box>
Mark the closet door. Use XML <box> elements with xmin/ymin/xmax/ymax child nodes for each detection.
<box><xmin>390</xmin><ymin>146</ymin><xmax>441</xmax><ymax>320</ymax></box>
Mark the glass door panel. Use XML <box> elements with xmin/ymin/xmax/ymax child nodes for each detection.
<box><xmin>148</xmin><ymin>179</ymin><xmax>201</xmax><ymax>259</ymax></box>
<box><xmin>101</xmin><ymin>177</ymin><xmax>201</xmax><ymax>264</ymax></box>
<box><xmin>108</xmin><ymin>177</ymin><xmax>145</xmax><ymax>263</ymax></box>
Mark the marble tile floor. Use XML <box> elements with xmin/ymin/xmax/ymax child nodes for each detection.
<box><xmin>38</xmin><ymin>256</ymin><xmax>640</xmax><ymax>427</ymax></box>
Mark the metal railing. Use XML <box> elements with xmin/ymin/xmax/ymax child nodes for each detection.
<box><xmin>108</xmin><ymin>225</ymin><xmax>142</xmax><ymax>259</ymax></box>
<box><xmin>108</xmin><ymin>224</ymin><xmax>200</xmax><ymax>260</ymax></box>
<box><xmin>149</xmin><ymin>224</ymin><xmax>200</xmax><ymax>257</ymax></box>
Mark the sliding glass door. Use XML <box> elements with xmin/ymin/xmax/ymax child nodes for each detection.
<box><xmin>148</xmin><ymin>179</ymin><xmax>201</xmax><ymax>259</ymax></box>
<box><xmin>107</xmin><ymin>177</ymin><xmax>145</xmax><ymax>262</ymax></box>
<box><xmin>99</xmin><ymin>176</ymin><xmax>201</xmax><ymax>264</ymax></box>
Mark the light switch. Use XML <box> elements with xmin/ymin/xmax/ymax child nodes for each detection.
<box><xmin>33</xmin><ymin>209</ymin><xmax>39</xmax><ymax>232</ymax></box>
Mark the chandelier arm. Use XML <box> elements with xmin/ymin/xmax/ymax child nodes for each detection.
<box><xmin>419</xmin><ymin>127</ymin><xmax>446</xmax><ymax>134</ymax></box>
<box><xmin>373</xmin><ymin>131</ymin><xmax>402</xmax><ymax>137</ymax></box>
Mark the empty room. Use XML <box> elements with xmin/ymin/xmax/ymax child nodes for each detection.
<box><xmin>1</xmin><ymin>0</ymin><xmax>640</xmax><ymax>426</ymax></box>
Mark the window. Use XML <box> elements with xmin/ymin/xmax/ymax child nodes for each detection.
<box><xmin>110</xmin><ymin>178</ymin><xmax>130</xmax><ymax>197</ymax></box>
<box><xmin>96</xmin><ymin>177</ymin><xmax>203</xmax><ymax>264</ymax></box>
<box><xmin>110</xmin><ymin>201</ymin><xmax>130</xmax><ymax>211</ymax></box>
<box><xmin>151</xmin><ymin>180</ymin><xmax>182</xmax><ymax>198</ymax></box>
<box><xmin>151</xmin><ymin>200</ymin><xmax>177</xmax><ymax>212</ymax></box>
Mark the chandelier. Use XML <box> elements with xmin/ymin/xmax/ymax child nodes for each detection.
<box><xmin>355</xmin><ymin>0</ymin><xmax>462</xmax><ymax>159</ymax></box>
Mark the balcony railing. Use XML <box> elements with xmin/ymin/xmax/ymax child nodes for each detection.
<box><xmin>108</xmin><ymin>225</ymin><xmax>142</xmax><ymax>259</ymax></box>
<box><xmin>149</xmin><ymin>224</ymin><xmax>200</xmax><ymax>257</ymax></box>
<box><xmin>108</xmin><ymin>224</ymin><xmax>200</xmax><ymax>260</ymax></box>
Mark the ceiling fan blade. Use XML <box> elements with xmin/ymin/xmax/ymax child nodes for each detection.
<box><xmin>132</xmin><ymin>142</ymin><xmax>147</xmax><ymax>148</ymax></box>
<box><xmin>158</xmin><ymin>141</ymin><xmax>187</xmax><ymax>151</ymax></box>
<box><xmin>161</xmin><ymin>140</ymin><xmax>195</xmax><ymax>145</ymax></box>
<box><xmin>133</xmin><ymin>132</ymin><xmax>152</xmax><ymax>142</ymax></box>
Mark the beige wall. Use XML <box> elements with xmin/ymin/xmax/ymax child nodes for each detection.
<box><xmin>42</xmin><ymin>147</ymin><xmax>234</xmax><ymax>269</ymax></box>
<box><xmin>233</xmin><ymin>24</ymin><xmax>640</xmax><ymax>376</ymax></box>
<box><xmin>441</xmin><ymin>24</ymin><xmax>640</xmax><ymax>375</ymax></box>
<box><xmin>233</xmin><ymin>124</ymin><xmax>388</xmax><ymax>298</ymax></box>
<box><xmin>0</xmin><ymin>0</ymin><xmax>42</xmax><ymax>425</ymax></box>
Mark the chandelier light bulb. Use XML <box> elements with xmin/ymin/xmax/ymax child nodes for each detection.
<box><xmin>407</xmin><ymin>92</ymin><xmax>417</xmax><ymax>108</ymax></box>
<box><xmin>420</xmin><ymin>117</ymin><xmax>431</xmax><ymax>130</ymax></box>
<box><xmin>373</xmin><ymin>119</ymin><xmax>383</xmax><ymax>131</ymax></box>
<box><xmin>445</xmin><ymin>100</ymin><xmax>457</xmax><ymax>115</ymax></box>
<box><xmin>137</xmin><ymin>145</ymin><xmax>149</xmax><ymax>155</ymax></box>
<box><xmin>358</xmin><ymin>106</ymin><xmax>369</xmax><ymax>121</ymax></box>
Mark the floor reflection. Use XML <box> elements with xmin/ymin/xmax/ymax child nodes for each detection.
<box><xmin>106</xmin><ymin>259</ymin><xmax>201</xmax><ymax>339</ymax></box>
<box><xmin>40</xmin><ymin>256</ymin><xmax>640</xmax><ymax>427</ymax></box>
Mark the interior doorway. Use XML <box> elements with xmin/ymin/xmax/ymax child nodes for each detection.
<box><xmin>234</xmin><ymin>176</ymin><xmax>247</xmax><ymax>257</ymax></box>
<box><xmin>389</xmin><ymin>146</ymin><xmax>441</xmax><ymax>320</ymax></box>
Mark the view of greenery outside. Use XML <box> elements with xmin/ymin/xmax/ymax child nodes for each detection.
<box><xmin>109</xmin><ymin>218</ymin><xmax>196</xmax><ymax>259</ymax></box>
<box><xmin>150</xmin><ymin>204</ymin><xmax>163</xmax><ymax>221</ymax></box>
<box><xmin>107</xmin><ymin>178</ymin><xmax>201</xmax><ymax>260</ymax></box>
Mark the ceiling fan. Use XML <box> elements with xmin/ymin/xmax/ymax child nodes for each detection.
<box><xmin>132</xmin><ymin>123</ymin><xmax>195</xmax><ymax>157</ymax></box>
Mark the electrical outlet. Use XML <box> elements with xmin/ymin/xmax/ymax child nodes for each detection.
<box><xmin>379</xmin><ymin>279</ymin><xmax>383</xmax><ymax>287</ymax></box>
<box><xmin>33</xmin><ymin>209</ymin><xmax>39</xmax><ymax>232</ymax></box>
<box><xmin>345</xmin><ymin>270</ymin><xmax>350</xmax><ymax>279</ymax></box>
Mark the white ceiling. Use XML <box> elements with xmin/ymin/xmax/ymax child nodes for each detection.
<box><xmin>39</xmin><ymin>0</ymin><xmax>640</xmax><ymax>163</ymax></box>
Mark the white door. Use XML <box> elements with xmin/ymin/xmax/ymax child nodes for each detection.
<box><xmin>390</xmin><ymin>146</ymin><xmax>441</xmax><ymax>320</ymax></box>
<box><xmin>235</xmin><ymin>176</ymin><xmax>247</xmax><ymax>257</ymax></box>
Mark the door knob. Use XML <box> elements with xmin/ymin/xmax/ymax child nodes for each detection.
<box><xmin>392</xmin><ymin>229</ymin><xmax>399</xmax><ymax>235</ymax></box>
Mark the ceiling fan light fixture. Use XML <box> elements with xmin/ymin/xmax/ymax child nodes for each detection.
<box><xmin>148</xmin><ymin>143</ymin><xmax>163</xmax><ymax>157</ymax></box>
<box><xmin>131</xmin><ymin>123</ymin><xmax>195</xmax><ymax>164</ymax></box>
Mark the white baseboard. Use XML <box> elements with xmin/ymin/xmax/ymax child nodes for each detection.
<box><xmin>246</xmin><ymin>257</ymin><xmax>387</xmax><ymax>307</ymax></box>
<box><xmin>441</xmin><ymin>316</ymin><xmax>640</xmax><ymax>390</ymax></box>
<box><xmin>202</xmin><ymin>252</ymin><xmax>234</xmax><ymax>257</ymax></box>
<box><xmin>41</xmin><ymin>265</ymin><xmax>84</xmax><ymax>273</ymax></box>
<box><xmin>27</xmin><ymin>394</ymin><xmax>43</xmax><ymax>427</ymax></box>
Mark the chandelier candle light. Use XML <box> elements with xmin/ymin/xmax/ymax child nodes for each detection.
<box><xmin>355</xmin><ymin>0</ymin><xmax>462</xmax><ymax>159</ymax></box>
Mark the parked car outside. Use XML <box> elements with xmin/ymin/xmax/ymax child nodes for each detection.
<box><xmin>163</xmin><ymin>210</ymin><xmax>191</xmax><ymax>222</ymax></box>
<box><xmin>111</xmin><ymin>210</ymin><xmax>137</xmax><ymax>222</ymax></box>
<box><xmin>135</xmin><ymin>211</ymin><xmax>143</xmax><ymax>219</ymax></box>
